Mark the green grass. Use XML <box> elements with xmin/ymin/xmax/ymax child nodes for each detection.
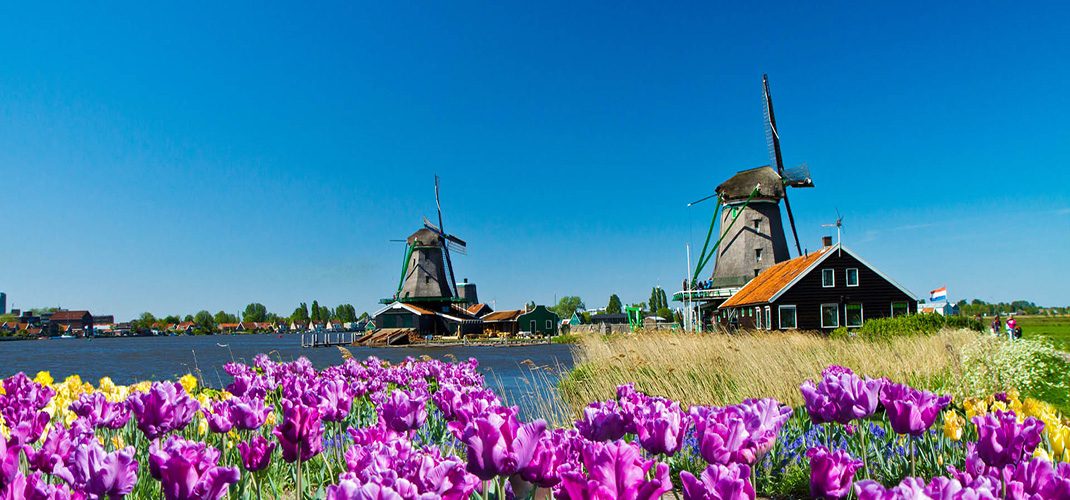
<box><xmin>1015</xmin><ymin>315</ymin><xmax>1070</xmax><ymax>350</ymax></box>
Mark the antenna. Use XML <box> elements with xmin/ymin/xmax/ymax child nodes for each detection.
<box><xmin>821</xmin><ymin>209</ymin><xmax>846</xmax><ymax>256</ymax></box>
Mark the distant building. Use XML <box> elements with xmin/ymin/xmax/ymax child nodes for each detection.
<box><xmin>590</xmin><ymin>313</ymin><xmax>628</xmax><ymax>325</ymax></box>
<box><xmin>49</xmin><ymin>310</ymin><xmax>93</xmax><ymax>335</ymax></box>
<box><xmin>517</xmin><ymin>306</ymin><xmax>560</xmax><ymax>336</ymax></box>
<box><xmin>92</xmin><ymin>314</ymin><xmax>114</xmax><ymax>325</ymax></box>
<box><xmin>481</xmin><ymin>310</ymin><xmax>524</xmax><ymax>336</ymax></box>
<box><xmin>920</xmin><ymin>301</ymin><xmax>959</xmax><ymax>316</ymax></box>
<box><xmin>0</xmin><ymin>292</ymin><xmax>6</xmax><ymax>315</ymax></box>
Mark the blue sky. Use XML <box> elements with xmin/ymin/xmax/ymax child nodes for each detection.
<box><xmin>1</xmin><ymin>1</ymin><xmax>1067</xmax><ymax>320</ymax></box>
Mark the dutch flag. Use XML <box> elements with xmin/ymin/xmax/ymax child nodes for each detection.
<box><xmin>930</xmin><ymin>287</ymin><xmax>947</xmax><ymax>302</ymax></box>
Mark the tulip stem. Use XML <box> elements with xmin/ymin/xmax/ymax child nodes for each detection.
<box><xmin>860</xmin><ymin>424</ymin><xmax>870</xmax><ymax>479</ymax></box>
<box><xmin>296</xmin><ymin>457</ymin><xmax>303</xmax><ymax>500</ymax></box>
<box><xmin>910</xmin><ymin>437</ymin><xmax>916</xmax><ymax>478</ymax></box>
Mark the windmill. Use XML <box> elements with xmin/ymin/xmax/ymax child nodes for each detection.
<box><xmin>392</xmin><ymin>176</ymin><xmax>468</xmax><ymax>302</ymax></box>
<box><xmin>678</xmin><ymin>75</ymin><xmax>815</xmax><ymax>330</ymax></box>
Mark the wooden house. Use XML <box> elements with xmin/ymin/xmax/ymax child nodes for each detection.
<box><xmin>717</xmin><ymin>241</ymin><xmax>916</xmax><ymax>331</ymax></box>
<box><xmin>481</xmin><ymin>310</ymin><xmax>523</xmax><ymax>336</ymax></box>
<box><xmin>517</xmin><ymin>305</ymin><xmax>560</xmax><ymax>336</ymax></box>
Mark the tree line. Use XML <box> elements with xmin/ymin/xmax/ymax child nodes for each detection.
<box><xmin>956</xmin><ymin>299</ymin><xmax>1068</xmax><ymax>317</ymax></box>
<box><xmin>126</xmin><ymin>301</ymin><xmax>369</xmax><ymax>335</ymax></box>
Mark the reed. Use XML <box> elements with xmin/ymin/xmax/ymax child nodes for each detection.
<box><xmin>556</xmin><ymin>328</ymin><xmax>976</xmax><ymax>417</ymax></box>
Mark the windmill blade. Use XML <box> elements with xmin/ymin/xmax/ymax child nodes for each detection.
<box><xmin>434</xmin><ymin>175</ymin><xmax>445</xmax><ymax>236</ymax></box>
<box><xmin>446</xmin><ymin>238</ymin><xmax>467</xmax><ymax>255</ymax></box>
<box><xmin>782</xmin><ymin>189</ymin><xmax>803</xmax><ymax>257</ymax></box>
<box><xmin>441</xmin><ymin>245</ymin><xmax>458</xmax><ymax>298</ymax></box>
<box><xmin>423</xmin><ymin>217</ymin><xmax>442</xmax><ymax>235</ymax></box>
<box><xmin>763</xmin><ymin>74</ymin><xmax>785</xmax><ymax>176</ymax></box>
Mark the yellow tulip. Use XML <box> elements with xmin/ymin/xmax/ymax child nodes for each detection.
<box><xmin>179</xmin><ymin>374</ymin><xmax>198</xmax><ymax>394</ymax></box>
<box><xmin>34</xmin><ymin>371</ymin><xmax>54</xmax><ymax>386</ymax></box>
<box><xmin>1034</xmin><ymin>447</ymin><xmax>1052</xmax><ymax>462</ymax></box>
<box><xmin>198</xmin><ymin>417</ymin><xmax>208</xmax><ymax>436</ymax></box>
<box><xmin>942</xmin><ymin>411</ymin><xmax>965</xmax><ymax>441</ymax></box>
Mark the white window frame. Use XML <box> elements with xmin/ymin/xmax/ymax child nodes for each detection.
<box><xmin>779</xmin><ymin>305</ymin><xmax>797</xmax><ymax>330</ymax></box>
<box><xmin>845</xmin><ymin>303</ymin><xmax>863</xmax><ymax>328</ymax></box>
<box><xmin>755</xmin><ymin>307</ymin><xmax>763</xmax><ymax>330</ymax></box>
<box><xmin>821</xmin><ymin>303</ymin><xmax>840</xmax><ymax>328</ymax></box>
<box><xmin>846</xmin><ymin>268</ymin><xmax>859</xmax><ymax>287</ymax></box>
<box><xmin>891</xmin><ymin>302</ymin><xmax>909</xmax><ymax>318</ymax></box>
<box><xmin>545</xmin><ymin>320</ymin><xmax>552</xmax><ymax>329</ymax></box>
<box><xmin>822</xmin><ymin>269</ymin><xmax>835</xmax><ymax>288</ymax></box>
<box><xmin>764</xmin><ymin>306</ymin><xmax>771</xmax><ymax>330</ymax></box>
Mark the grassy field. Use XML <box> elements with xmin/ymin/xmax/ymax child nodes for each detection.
<box><xmin>553</xmin><ymin>327</ymin><xmax>1070</xmax><ymax>422</ymax></box>
<box><xmin>1018</xmin><ymin>315</ymin><xmax>1070</xmax><ymax>350</ymax></box>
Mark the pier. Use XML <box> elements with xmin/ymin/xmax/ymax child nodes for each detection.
<box><xmin>300</xmin><ymin>332</ymin><xmax>358</xmax><ymax>348</ymax></box>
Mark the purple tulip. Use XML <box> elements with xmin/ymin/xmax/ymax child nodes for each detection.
<box><xmin>971</xmin><ymin>410</ymin><xmax>1045</xmax><ymax>468</ymax></box>
<box><xmin>0</xmin><ymin>375</ymin><xmax>55</xmax><ymax>445</ymax></box>
<box><xmin>229</xmin><ymin>397</ymin><xmax>271</xmax><ymax>431</ymax></box>
<box><xmin>4</xmin><ymin>410</ymin><xmax>51</xmax><ymax>446</ymax></box>
<box><xmin>691</xmin><ymin>398</ymin><xmax>792</xmax><ymax>466</ymax></box>
<box><xmin>29</xmin><ymin>422</ymin><xmax>86</xmax><ymax>484</ymax></box>
<box><xmin>1</xmin><ymin>470</ymin><xmax>73</xmax><ymax>500</ymax></box>
<box><xmin>379</xmin><ymin>388</ymin><xmax>429</xmax><ymax>433</ymax></box>
<box><xmin>800</xmin><ymin>366</ymin><xmax>884</xmax><ymax>425</ymax></box>
<box><xmin>878</xmin><ymin>383</ymin><xmax>952</xmax><ymax>437</ymax></box>
<box><xmin>148</xmin><ymin>435</ymin><xmax>240</xmax><ymax>500</ymax></box>
<box><xmin>807</xmin><ymin>446</ymin><xmax>863</xmax><ymax>500</ymax></box>
<box><xmin>237</xmin><ymin>436</ymin><xmax>276</xmax><ymax>472</ymax></box>
<box><xmin>559</xmin><ymin>440</ymin><xmax>672</xmax><ymax>500</ymax></box>
<box><xmin>574</xmin><ymin>400</ymin><xmax>630</xmax><ymax>442</ymax></box>
<box><xmin>129</xmin><ymin>381</ymin><xmax>201</xmax><ymax>440</ymax></box>
<box><xmin>1004</xmin><ymin>457</ymin><xmax>1059</xmax><ymax>500</ymax></box>
<box><xmin>634</xmin><ymin>397</ymin><xmax>690</xmax><ymax>457</ymax></box>
<box><xmin>272</xmin><ymin>399</ymin><xmax>324</xmax><ymax>463</ymax></box>
<box><xmin>315</xmin><ymin>378</ymin><xmax>354</xmax><ymax>422</ymax></box>
<box><xmin>69</xmin><ymin>392</ymin><xmax>131</xmax><ymax>430</ymax></box>
<box><xmin>519</xmin><ymin>428</ymin><xmax>583</xmax><ymax>488</ymax></box>
<box><xmin>854</xmin><ymin>476</ymin><xmax>999</xmax><ymax>500</ymax></box>
<box><xmin>680</xmin><ymin>463</ymin><xmax>755</xmax><ymax>500</ymax></box>
<box><xmin>1</xmin><ymin>436</ymin><xmax>30</xmax><ymax>490</ymax></box>
<box><xmin>67</xmin><ymin>440</ymin><xmax>140</xmax><ymax>500</ymax></box>
<box><xmin>433</xmin><ymin>384</ymin><xmax>500</xmax><ymax>425</ymax></box>
<box><xmin>454</xmin><ymin>405</ymin><xmax>546</xmax><ymax>480</ymax></box>
<box><xmin>201</xmin><ymin>401</ymin><xmax>234</xmax><ymax>434</ymax></box>
<box><xmin>947</xmin><ymin>442</ymin><xmax>999</xmax><ymax>484</ymax></box>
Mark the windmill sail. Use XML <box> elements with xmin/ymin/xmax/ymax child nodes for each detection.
<box><xmin>763</xmin><ymin>74</ymin><xmax>804</xmax><ymax>257</ymax></box>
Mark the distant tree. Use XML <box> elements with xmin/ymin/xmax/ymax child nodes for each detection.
<box><xmin>335</xmin><ymin>304</ymin><xmax>357</xmax><ymax>323</ymax></box>
<box><xmin>660</xmin><ymin>288</ymin><xmax>668</xmax><ymax>310</ymax></box>
<box><xmin>551</xmin><ymin>296</ymin><xmax>585</xmax><ymax>319</ymax></box>
<box><xmin>526</xmin><ymin>301</ymin><xmax>536</xmax><ymax>311</ymax></box>
<box><xmin>30</xmin><ymin>307</ymin><xmax>60</xmax><ymax>316</ymax></box>
<box><xmin>137</xmin><ymin>312</ymin><xmax>157</xmax><ymax>332</ymax></box>
<box><xmin>310</xmin><ymin>301</ymin><xmax>321</xmax><ymax>322</ymax></box>
<box><xmin>318</xmin><ymin>305</ymin><xmax>332</xmax><ymax>322</ymax></box>
<box><xmin>292</xmin><ymin>303</ymin><xmax>309</xmax><ymax>322</ymax></box>
<box><xmin>162</xmin><ymin>315</ymin><xmax>181</xmax><ymax>325</ymax></box>
<box><xmin>214</xmin><ymin>311</ymin><xmax>236</xmax><ymax>324</ymax></box>
<box><xmin>183</xmin><ymin>314</ymin><xmax>194</xmax><ymax>323</ymax></box>
<box><xmin>359</xmin><ymin>311</ymin><xmax>370</xmax><ymax>320</ymax></box>
<box><xmin>607</xmin><ymin>295</ymin><xmax>622</xmax><ymax>314</ymax></box>
<box><xmin>243</xmin><ymin>303</ymin><xmax>268</xmax><ymax>322</ymax></box>
<box><xmin>656</xmin><ymin>307</ymin><xmax>674</xmax><ymax>322</ymax></box>
<box><xmin>582</xmin><ymin>311</ymin><xmax>592</xmax><ymax>323</ymax></box>
<box><xmin>650</xmin><ymin>288</ymin><xmax>660</xmax><ymax>313</ymax></box>
<box><xmin>193</xmin><ymin>310</ymin><xmax>215</xmax><ymax>332</ymax></box>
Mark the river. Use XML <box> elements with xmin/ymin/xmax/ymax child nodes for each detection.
<box><xmin>0</xmin><ymin>334</ymin><xmax>575</xmax><ymax>419</ymax></box>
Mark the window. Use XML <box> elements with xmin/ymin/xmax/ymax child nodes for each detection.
<box><xmin>891</xmin><ymin>302</ymin><xmax>909</xmax><ymax>318</ymax></box>
<box><xmin>755</xmin><ymin>248</ymin><xmax>763</xmax><ymax>262</ymax></box>
<box><xmin>821</xmin><ymin>304</ymin><xmax>839</xmax><ymax>328</ymax></box>
<box><xmin>779</xmin><ymin>306</ymin><xmax>797</xmax><ymax>329</ymax></box>
<box><xmin>752</xmin><ymin>219</ymin><xmax>761</xmax><ymax>231</ymax></box>
<box><xmin>822</xmin><ymin>269</ymin><xmax>835</xmax><ymax>287</ymax></box>
<box><xmin>754</xmin><ymin>269</ymin><xmax>761</xmax><ymax>277</ymax></box>
<box><xmin>755</xmin><ymin>308</ymin><xmax>763</xmax><ymax>330</ymax></box>
<box><xmin>764</xmin><ymin>306</ymin><xmax>772</xmax><ymax>330</ymax></box>
<box><xmin>846</xmin><ymin>303</ymin><xmax>863</xmax><ymax>327</ymax></box>
<box><xmin>846</xmin><ymin>268</ymin><xmax>859</xmax><ymax>287</ymax></box>
<box><xmin>546</xmin><ymin>320</ymin><xmax>552</xmax><ymax>329</ymax></box>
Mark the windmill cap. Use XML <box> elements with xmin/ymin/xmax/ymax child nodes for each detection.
<box><xmin>717</xmin><ymin>166</ymin><xmax>785</xmax><ymax>201</ymax></box>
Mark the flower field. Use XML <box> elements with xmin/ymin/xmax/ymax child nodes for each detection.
<box><xmin>2</xmin><ymin>351</ymin><xmax>1070</xmax><ymax>500</ymax></box>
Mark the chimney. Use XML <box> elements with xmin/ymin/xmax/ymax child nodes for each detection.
<box><xmin>822</xmin><ymin>236</ymin><xmax>833</xmax><ymax>248</ymax></box>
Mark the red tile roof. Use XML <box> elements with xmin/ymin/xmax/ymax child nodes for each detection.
<box><xmin>719</xmin><ymin>247</ymin><xmax>833</xmax><ymax>309</ymax></box>
<box><xmin>50</xmin><ymin>310</ymin><xmax>91</xmax><ymax>321</ymax></box>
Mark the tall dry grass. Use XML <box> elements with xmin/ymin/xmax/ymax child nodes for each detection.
<box><xmin>557</xmin><ymin>328</ymin><xmax>976</xmax><ymax>417</ymax></box>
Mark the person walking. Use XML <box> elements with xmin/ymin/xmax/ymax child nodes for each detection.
<box><xmin>993</xmin><ymin>313</ymin><xmax>1002</xmax><ymax>335</ymax></box>
<box><xmin>1006</xmin><ymin>315</ymin><xmax>1017</xmax><ymax>340</ymax></box>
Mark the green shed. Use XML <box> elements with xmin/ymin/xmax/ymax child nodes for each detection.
<box><xmin>517</xmin><ymin>305</ymin><xmax>560</xmax><ymax>337</ymax></box>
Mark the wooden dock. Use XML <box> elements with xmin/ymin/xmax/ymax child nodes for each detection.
<box><xmin>300</xmin><ymin>332</ymin><xmax>358</xmax><ymax>348</ymax></box>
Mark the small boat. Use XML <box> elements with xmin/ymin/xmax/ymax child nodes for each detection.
<box><xmin>50</xmin><ymin>334</ymin><xmax>77</xmax><ymax>340</ymax></box>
